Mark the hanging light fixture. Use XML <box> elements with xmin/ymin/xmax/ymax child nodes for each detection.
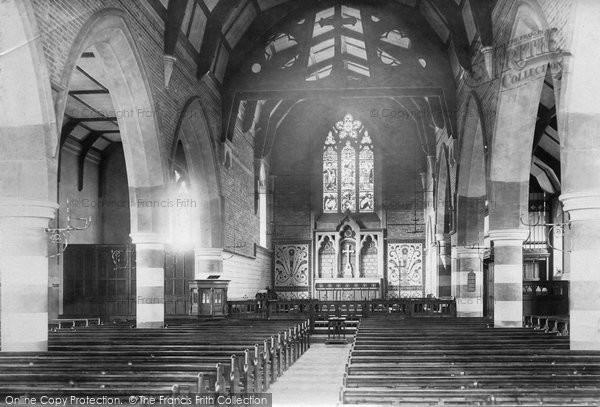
<box><xmin>45</xmin><ymin>198</ymin><xmax>92</xmax><ymax>257</ymax></box>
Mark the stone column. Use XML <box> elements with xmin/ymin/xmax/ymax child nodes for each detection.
<box><xmin>489</xmin><ymin>229</ymin><xmax>529</xmax><ymax>327</ymax></box>
<box><xmin>436</xmin><ymin>233</ymin><xmax>451</xmax><ymax>297</ymax></box>
<box><xmin>131</xmin><ymin>232</ymin><xmax>165</xmax><ymax>328</ymax></box>
<box><xmin>194</xmin><ymin>247</ymin><xmax>224</xmax><ymax>279</ymax></box>
<box><xmin>453</xmin><ymin>247</ymin><xmax>483</xmax><ymax>317</ymax></box>
<box><xmin>560</xmin><ymin>194</ymin><xmax>600</xmax><ymax>349</ymax></box>
<box><xmin>555</xmin><ymin>0</ymin><xmax>600</xmax><ymax>351</ymax></box>
<box><xmin>0</xmin><ymin>200</ymin><xmax>57</xmax><ymax>351</ymax></box>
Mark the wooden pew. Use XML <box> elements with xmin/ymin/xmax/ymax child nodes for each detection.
<box><xmin>0</xmin><ymin>319</ymin><xmax>310</xmax><ymax>399</ymax></box>
<box><xmin>340</xmin><ymin>316</ymin><xmax>600</xmax><ymax>405</ymax></box>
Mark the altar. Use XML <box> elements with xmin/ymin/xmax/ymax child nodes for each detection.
<box><xmin>273</xmin><ymin>216</ymin><xmax>425</xmax><ymax>301</ymax></box>
<box><xmin>313</xmin><ymin>216</ymin><xmax>385</xmax><ymax>301</ymax></box>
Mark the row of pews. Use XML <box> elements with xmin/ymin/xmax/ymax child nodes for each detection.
<box><xmin>524</xmin><ymin>314</ymin><xmax>570</xmax><ymax>336</ymax></box>
<box><xmin>341</xmin><ymin>316</ymin><xmax>600</xmax><ymax>405</ymax></box>
<box><xmin>0</xmin><ymin>319</ymin><xmax>309</xmax><ymax>399</ymax></box>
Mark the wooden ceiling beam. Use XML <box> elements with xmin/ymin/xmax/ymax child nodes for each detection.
<box><xmin>79</xmin><ymin>117</ymin><xmax>118</xmax><ymax>122</ymax></box>
<box><xmin>68</xmin><ymin>89</ymin><xmax>109</xmax><ymax>95</ymax></box>
<box><xmin>78</xmin><ymin>131</ymin><xmax>102</xmax><ymax>191</ymax></box>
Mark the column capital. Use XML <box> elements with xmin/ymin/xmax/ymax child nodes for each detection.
<box><xmin>454</xmin><ymin>246</ymin><xmax>484</xmax><ymax>257</ymax></box>
<box><xmin>130</xmin><ymin>232</ymin><xmax>165</xmax><ymax>245</ymax></box>
<box><xmin>488</xmin><ymin>228</ymin><xmax>529</xmax><ymax>246</ymax></box>
<box><xmin>560</xmin><ymin>192</ymin><xmax>600</xmax><ymax>221</ymax></box>
<box><xmin>435</xmin><ymin>233</ymin><xmax>451</xmax><ymax>243</ymax></box>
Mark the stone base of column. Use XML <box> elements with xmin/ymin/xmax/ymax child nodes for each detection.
<box><xmin>131</xmin><ymin>233</ymin><xmax>165</xmax><ymax>329</ymax></box>
<box><xmin>453</xmin><ymin>247</ymin><xmax>483</xmax><ymax>317</ymax></box>
<box><xmin>0</xmin><ymin>200</ymin><xmax>57</xmax><ymax>351</ymax></box>
<box><xmin>570</xmin><ymin>310</ymin><xmax>600</xmax><ymax>350</ymax></box>
<box><xmin>560</xmin><ymin>193</ymin><xmax>600</xmax><ymax>349</ymax></box>
<box><xmin>489</xmin><ymin>229</ymin><xmax>529</xmax><ymax>328</ymax></box>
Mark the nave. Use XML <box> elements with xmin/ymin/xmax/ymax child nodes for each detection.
<box><xmin>3</xmin><ymin>0</ymin><xmax>600</xmax><ymax>405</ymax></box>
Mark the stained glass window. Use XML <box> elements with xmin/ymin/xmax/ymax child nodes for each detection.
<box><xmin>323</xmin><ymin>131</ymin><xmax>338</xmax><ymax>212</ymax></box>
<box><xmin>323</xmin><ymin>114</ymin><xmax>374</xmax><ymax>213</ymax></box>
<box><xmin>341</xmin><ymin>141</ymin><xmax>356</xmax><ymax>212</ymax></box>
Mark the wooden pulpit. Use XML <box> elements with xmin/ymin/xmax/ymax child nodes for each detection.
<box><xmin>188</xmin><ymin>277</ymin><xmax>230</xmax><ymax>317</ymax></box>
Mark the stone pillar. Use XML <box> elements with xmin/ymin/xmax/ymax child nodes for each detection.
<box><xmin>436</xmin><ymin>233</ymin><xmax>451</xmax><ymax>297</ymax></box>
<box><xmin>194</xmin><ymin>247</ymin><xmax>224</xmax><ymax>279</ymax></box>
<box><xmin>453</xmin><ymin>247</ymin><xmax>483</xmax><ymax>317</ymax></box>
<box><xmin>131</xmin><ymin>232</ymin><xmax>165</xmax><ymax>328</ymax></box>
<box><xmin>561</xmin><ymin>194</ymin><xmax>600</xmax><ymax>350</ymax></box>
<box><xmin>555</xmin><ymin>0</ymin><xmax>600</xmax><ymax>351</ymax></box>
<box><xmin>0</xmin><ymin>200</ymin><xmax>57</xmax><ymax>351</ymax></box>
<box><xmin>489</xmin><ymin>229</ymin><xmax>528</xmax><ymax>327</ymax></box>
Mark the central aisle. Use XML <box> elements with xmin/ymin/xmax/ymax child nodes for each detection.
<box><xmin>270</xmin><ymin>343</ymin><xmax>351</xmax><ymax>407</ymax></box>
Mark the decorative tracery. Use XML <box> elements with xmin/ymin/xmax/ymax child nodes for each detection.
<box><xmin>323</xmin><ymin>114</ymin><xmax>374</xmax><ymax>213</ymax></box>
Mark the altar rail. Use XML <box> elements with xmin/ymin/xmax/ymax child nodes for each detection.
<box><xmin>523</xmin><ymin>281</ymin><xmax>568</xmax><ymax>316</ymax></box>
<box><xmin>228</xmin><ymin>298</ymin><xmax>456</xmax><ymax>329</ymax></box>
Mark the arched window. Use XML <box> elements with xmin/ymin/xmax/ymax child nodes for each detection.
<box><xmin>323</xmin><ymin>114</ymin><xmax>374</xmax><ymax>213</ymax></box>
<box><xmin>258</xmin><ymin>161</ymin><xmax>268</xmax><ymax>247</ymax></box>
<box><xmin>170</xmin><ymin>169</ymin><xmax>194</xmax><ymax>249</ymax></box>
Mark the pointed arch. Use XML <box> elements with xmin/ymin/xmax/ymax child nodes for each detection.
<box><xmin>488</xmin><ymin>0</ymin><xmax>553</xmax><ymax>328</ymax></box>
<box><xmin>488</xmin><ymin>0</ymin><xmax>551</xmax><ymax>231</ymax></box>
<box><xmin>456</xmin><ymin>93</ymin><xmax>488</xmax><ymax>246</ymax></box>
<box><xmin>0</xmin><ymin>0</ymin><xmax>57</xmax><ymax>202</ymax></box>
<box><xmin>435</xmin><ymin>146</ymin><xmax>453</xmax><ymax>236</ymax></box>
<box><xmin>172</xmin><ymin>97</ymin><xmax>223</xmax><ymax>249</ymax></box>
<box><xmin>55</xmin><ymin>8</ymin><xmax>167</xmax><ymax>191</ymax></box>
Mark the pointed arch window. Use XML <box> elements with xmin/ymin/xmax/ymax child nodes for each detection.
<box><xmin>258</xmin><ymin>161</ymin><xmax>268</xmax><ymax>248</ymax></box>
<box><xmin>170</xmin><ymin>169</ymin><xmax>194</xmax><ymax>249</ymax></box>
<box><xmin>323</xmin><ymin>114</ymin><xmax>374</xmax><ymax>213</ymax></box>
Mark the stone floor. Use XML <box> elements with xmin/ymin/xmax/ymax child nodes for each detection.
<box><xmin>269</xmin><ymin>343</ymin><xmax>351</xmax><ymax>407</ymax></box>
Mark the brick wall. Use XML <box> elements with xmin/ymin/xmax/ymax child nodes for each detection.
<box><xmin>222</xmin><ymin>115</ymin><xmax>259</xmax><ymax>257</ymax></box>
